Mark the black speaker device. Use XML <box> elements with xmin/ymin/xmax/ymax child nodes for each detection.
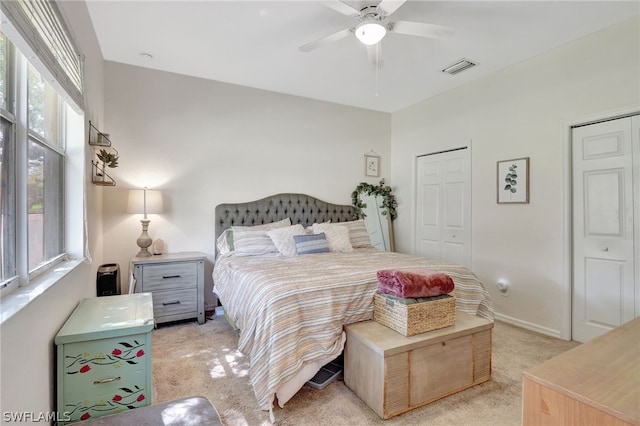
<box><xmin>97</xmin><ymin>263</ymin><xmax>121</xmax><ymax>297</ymax></box>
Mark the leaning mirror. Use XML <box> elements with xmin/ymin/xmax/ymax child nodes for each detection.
<box><xmin>352</xmin><ymin>180</ymin><xmax>397</xmax><ymax>252</ymax></box>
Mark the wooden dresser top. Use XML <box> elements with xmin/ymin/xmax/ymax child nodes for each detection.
<box><xmin>523</xmin><ymin>317</ymin><xmax>640</xmax><ymax>424</ymax></box>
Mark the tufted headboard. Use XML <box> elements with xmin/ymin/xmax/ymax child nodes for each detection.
<box><xmin>214</xmin><ymin>193</ymin><xmax>355</xmax><ymax>243</ymax></box>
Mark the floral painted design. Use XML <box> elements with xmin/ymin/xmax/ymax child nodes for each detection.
<box><xmin>65</xmin><ymin>340</ymin><xmax>146</xmax><ymax>374</ymax></box>
<box><xmin>65</xmin><ymin>386</ymin><xmax>146</xmax><ymax>422</ymax></box>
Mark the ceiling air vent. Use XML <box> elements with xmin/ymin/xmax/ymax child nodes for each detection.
<box><xmin>442</xmin><ymin>58</ymin><xmax>477</xmax><ymax>75</ymax></box>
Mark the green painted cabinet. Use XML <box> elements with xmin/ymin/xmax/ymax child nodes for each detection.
<box><xmin>55</xmin><ymin>293</ymin><xmax>154</xmax><ymax>424</ymax></box>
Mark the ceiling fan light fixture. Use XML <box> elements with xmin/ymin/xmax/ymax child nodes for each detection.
<box><xmin>355</xmin><ymin>21</ymin><xmax>387</xmax><ymax>45</ymax></box>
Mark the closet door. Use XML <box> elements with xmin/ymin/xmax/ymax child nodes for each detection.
<box><xmin>415</xmin><ymin>148</ymin><xmax>471</xmax><ymax>268</ymax></box>
<box><xmin>572</xmin><ymin>115</ymin><xmax>639</xmax><ymax>342</ymax></box>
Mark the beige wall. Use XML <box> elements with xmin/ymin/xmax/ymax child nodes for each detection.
<box><xmin>0</xmin><ymin>1</ymin><xmax>105</xmax><ymax>422</ymax></box>
<box><xmin>391</xmin><ymin>17</ymin><xmax>640</xmax><ymax>338</ymax></box>
<box><xmin>101</xmin><ymin>63</ymin><xmax>391</xmax><ymax>308</ymax></box>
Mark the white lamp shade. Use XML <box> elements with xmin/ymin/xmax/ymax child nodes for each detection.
<box><xmin>127</xmin><ymin>189</ymin><xmax>164</xmax><ymax>215</ymax></box>
<box><xmin>355</xmin><ymin>21</ymin><xmax>387</xmax><ymax>45</ymax></box>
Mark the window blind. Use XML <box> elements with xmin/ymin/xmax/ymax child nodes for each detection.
<box><xmin>1</xmin><ymin>0</ymin><xmax>83</xmax><ymax>111</ymax></box>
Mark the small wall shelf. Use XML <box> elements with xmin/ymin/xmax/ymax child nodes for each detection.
<box><xmin>91</xmin><ymin>161</ymin><xmax>116</xmax><ymax>186</ymax></box>
<box><xmin>89</xmin><ymin>120</ymin><xmax>118</xmax><ymax>186</ymax></box>
<box><xmin>88</xmin><ymin>120</ymin><xmax>112</xmax><ymax>147</ymax></box>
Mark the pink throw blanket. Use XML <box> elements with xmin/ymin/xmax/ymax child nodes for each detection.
<box><xmin>377</xmin><ymin>268</ymin><xmax>455</xmax><ymax>298</ymax></box>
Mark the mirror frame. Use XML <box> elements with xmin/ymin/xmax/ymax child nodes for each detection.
<box><xmin>351</xmin><ymin>180</ymin><xmax>397</xmax><ymax>252</ymax></box>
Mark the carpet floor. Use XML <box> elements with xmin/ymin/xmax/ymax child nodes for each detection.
<box><xmin>151</xmin><ymin>314</ymin><xmax>579</xmax><ymax>426</ymax></box>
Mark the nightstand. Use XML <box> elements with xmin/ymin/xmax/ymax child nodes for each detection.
<box><xmin>131</xmin><ymin>252</ymin><xmax>206</xmax><ymax>325</ymax></box>
<box><xmin>55</xmin><ymin>293</ymin><xmax>154</xmax><ymax>424</ymax></box>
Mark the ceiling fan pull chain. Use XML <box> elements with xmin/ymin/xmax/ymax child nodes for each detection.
<box><xmin>375</xmin><ymin>43</ymin><xmax>380</xmax><ymax>97</ymax></box>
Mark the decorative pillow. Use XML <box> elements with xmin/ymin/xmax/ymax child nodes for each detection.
<box><xmin>311</xmin><ymin>223</ymin><xmax>353</xmax><ymax>253</ymax></box>
<box><xmin>266</xmin><ymin>224</ymin><xmax>306</xmax><ymax>257</ymax></box>
<box><xmin>294</xmin><ymin>232</ymin><xmax>330</xmax><ymax>255</ymax></box>
<box><xmin>232</xmin><ymin>228</ymin><xmax>278</xmax><ymax>256</ymax></box>
<box><xmin>228</xmin><ymin>217</ymin><xmax>291</xmax><ymax>251</ymax></box>
<box><xmin>342</xmin><ymin>219</ymin><xmax>373</xmax><ymax>248</ymax></box>
<box><xmin>216</xmin><ymin>229</ymin><xmax>232</xmax><ymax>255</ymax></box>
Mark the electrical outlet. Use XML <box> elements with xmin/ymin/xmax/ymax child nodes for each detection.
<box><xmin>497</xmin><ymin>280</ymin><xmax>509</xmax><ymax>296</ymax></box>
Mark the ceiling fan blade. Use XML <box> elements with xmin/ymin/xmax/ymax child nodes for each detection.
<box><xmin>299</xmin><ymin>28</ymin><xmax>353</xmax><ymax>52</ymax></box>
<box><xmin>367</xmin><ymin>44</ymin><xmax>384</xmax><ymax>69</ymax></box>
<box><xmin>377</xmin><ymin>0</ymin><xmax>407</xmax><ymax>16</ymax></box>
<box><xmin>390</xmin><ymin>21</ymin><xmax>455</xmax><ymax>39</ymax></box>
<box><xmin>322</xmin><ymin>1</ymin><xmax>360</xmax><ymax>17</ymax></box>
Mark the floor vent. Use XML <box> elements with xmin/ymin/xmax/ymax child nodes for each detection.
<box><xmin>442</xmin><ymin>58</ymin><xmax>477</xmax><ymax>75</ymax></box>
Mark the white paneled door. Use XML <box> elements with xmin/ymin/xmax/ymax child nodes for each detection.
<box><xmin>415</xmin><ymin>148</ymin><xmax>471</xmax><ymax>268</ymax></box>
<box><xmin>572</xmin><ymin>115</ymin><xmax>639</xmax><ymax>343</ymax></box>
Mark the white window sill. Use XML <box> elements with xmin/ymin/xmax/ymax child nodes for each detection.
<box><xmin>0</xmin><ymin>258</ymin><xmax>84</xmax><ymax>325</ymax></box>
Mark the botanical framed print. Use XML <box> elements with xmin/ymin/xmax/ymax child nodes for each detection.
<box><xmin>365</xmin><ymin>154</ymin><xmax>380</xmax><ymax>177</ymax></box>
<box><xmin>497</xmin><ymin>157</ymin><xmax>529</xmax><ymax>204</ymax></box>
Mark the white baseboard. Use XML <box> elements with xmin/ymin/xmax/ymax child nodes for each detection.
<box><xmin>494</xmin><ymin>312</ymin><xmax>565</xmax><ymax>340</ymax></box>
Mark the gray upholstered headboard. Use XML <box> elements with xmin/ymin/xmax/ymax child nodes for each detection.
<box><xmin>215</xmin><ymin>193</ymin><xmax>355</xmax><ymax>243</ymax></box>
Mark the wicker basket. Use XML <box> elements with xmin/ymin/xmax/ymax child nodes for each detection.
<box><xmin>374</xmin><ymin>293</ymin><xmax>456</xmax><ymax>336</ymax></box>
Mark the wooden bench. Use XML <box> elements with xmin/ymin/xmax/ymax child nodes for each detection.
<box><xmin>344</xmin><ymin>313</ymin><xmax>493</xmax><ymax>419</ymax></box>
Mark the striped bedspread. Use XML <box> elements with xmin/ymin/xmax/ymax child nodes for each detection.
<box><xmin>212</xmin><ymin>248</ymin><xmax>493</xmax><ymax>411</ymax></box>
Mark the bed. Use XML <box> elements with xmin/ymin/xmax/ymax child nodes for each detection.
<box><xmin>212</xmin><ymin>193</ymin><xmax>493</xmax><ymax>415</ymax></box>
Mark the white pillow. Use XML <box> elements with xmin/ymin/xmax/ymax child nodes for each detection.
<box><xmin>266</xmin><ymin>224</ymin><xmax>306</xmax><ymax>257</ymax></box>
<box><xmin>342</xmin><ymin>219</ymin><xmax>373</xmax><ymax>248</ymax></box>
<box><xmin>216</xmin><ymin>229</ymin><xmax>232</xmax><ymax>255</ymax></box>
<box><xmin>228</xmin><ymin>217</ymin><xmax>291</xmax><ymax>252</ymax></box>
<box><xmin>230</xmin><ymin>217</ymin><xmax>291</xmax><ymax>233</ymax></box>
<box><xmin>311</xmin><ymin>223</ymin><xmax>353</xmax><ymax>253</ymax></box>
<box><xmin>233</xmin><ymin>228</ymin><xmax>278</xmax><ymax>256</ymax></box>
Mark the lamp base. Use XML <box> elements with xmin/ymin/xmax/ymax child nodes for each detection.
<box><xmin>136</xmin><ymin>218</ymin><xmax>153</xmax><ymax>257</ymax></box>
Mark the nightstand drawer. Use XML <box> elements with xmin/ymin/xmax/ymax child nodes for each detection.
<box><xmin>142</xmin><ymin>262</ymin><xmax>198</xmax><ymax>291</ymax></box>
<box><xmin>152</xmin><ymin>288</ymin><xmax>198</xmax><ymax>318</ymax></box>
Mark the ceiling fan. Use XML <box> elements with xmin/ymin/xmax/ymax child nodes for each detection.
<box><xmin>299</xmin><ymin>0</ymin><xmax>454</xmax><ymax>69</ymax></box>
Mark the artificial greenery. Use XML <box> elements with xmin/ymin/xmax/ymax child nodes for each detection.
<box><xmin>96</xmin><ymin>148</ymin><xmax>119</xmax><ymax>170</ymax></box>
<box><xmin>351</xmin><ymin>179</ymin><xmax>398</xmax><ymax>221</ymax></box>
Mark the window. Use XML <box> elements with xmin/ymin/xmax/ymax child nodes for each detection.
<box><xmin>1</xmin><ymin>33</ymin><xmax>16</xmax><ymax>287</ymax></box>
<box><xmin>27</xmin><ymin>64</ymin><xmax>64</xmax><ymax>272</ymax></box>
<box><xmin>1</xmin><ymin>32</ymin><xmax>67</xmax><ymax>291</ymax></box>
<box><xmin>1</xmin><ymin>116</ymin><xmax>16</xmax><ymax>284</ymax></box>
<box><xmin>0</xmin><ymin>32</ymin><xmax>8</xmax><ymax>111</ymax></box>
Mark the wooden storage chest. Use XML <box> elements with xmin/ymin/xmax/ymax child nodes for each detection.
<box><xmin>344</xmin><ymin>312</ymin><xmax>493</xmax><ymax>419</ymax></box>
<box><xmin>55</xmin><ymin>293</ymin><xmax>154</xmax><ymax>424</ymax></box>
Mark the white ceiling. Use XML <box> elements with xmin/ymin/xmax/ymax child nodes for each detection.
<box><xmin>85</xmin><ymin>1</ymin><xmax>639</xmax><ymax>113</ymax></box>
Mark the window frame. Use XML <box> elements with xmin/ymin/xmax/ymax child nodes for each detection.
<box><xmin>0</xmin><ymin>33</ymin><xmax>69</xmax><ymax>296</ymax></box>
<box><xmin>0</xmin><ymin>33</ymin><xmax>18</xmax><ymax>293</ymax></box>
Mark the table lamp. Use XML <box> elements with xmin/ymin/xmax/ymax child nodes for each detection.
<box><xmin>127</xmin><ymin>187</ymin><xmax>163</xmax><ymax>257</ymax></box>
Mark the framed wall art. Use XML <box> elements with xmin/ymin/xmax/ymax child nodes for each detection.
<box><xmin>365</xmin><ymin>153</ymin><xmax>380</xmax><ymax>177</ymax></box>
<box><xmin>497</xmin><ymin>157</ymin><xmax>529</xmax><ymax>204</ymax></box>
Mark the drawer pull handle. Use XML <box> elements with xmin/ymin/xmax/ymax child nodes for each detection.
<box><xmin>163</xmin><ymin>274</ymin><xmax>181</xmax><ymax>279</ymax></box>
<box><xmin>94</xmin><ymin>376</ymin><xmax>121</xmax><ymax>385</ymax></box>
<box><xmin>163</xmin><ymin>300</ymin><xmax>181</xmax><ymax>306</ymax></box>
